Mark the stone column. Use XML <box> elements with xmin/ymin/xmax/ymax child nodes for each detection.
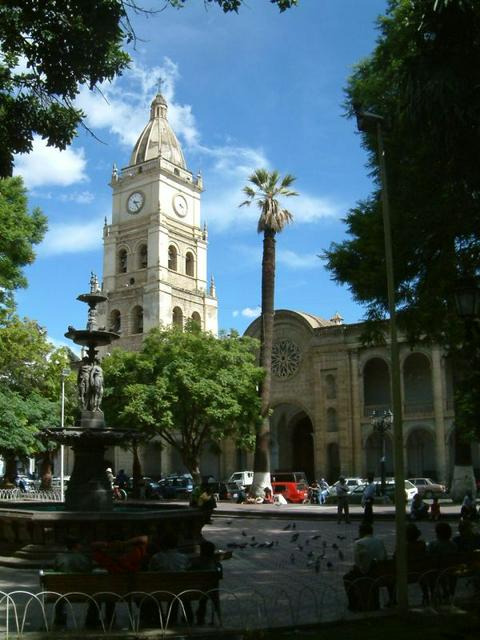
<box><xmin>349</xmin><ymin>349</ymin><xmax>363</xmax><ymax>476</ymax></box>
<box><xmin>431</xmin><ymin>346</ymin><xmax>447</xmax><ymax>482</ymax></box>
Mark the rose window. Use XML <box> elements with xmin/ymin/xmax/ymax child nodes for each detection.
<box><xmin>271</xmin><ymin>340</ymin><xmax>301</xmax><ymax>378</ymax></box>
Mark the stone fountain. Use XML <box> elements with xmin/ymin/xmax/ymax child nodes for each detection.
<box><xmin>0</xmin><ymin>275</ymin><xmax>208</xmax><ymax>567</ymax></box>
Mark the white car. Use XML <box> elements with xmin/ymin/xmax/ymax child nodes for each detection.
<box><xmin>328</xmin><ymin>477</ymin><xmax>365</xmax><ymax>495</ymax></box>
<box><xmin>227</xmin><ymin>471</ymin><xmax>254</xmax><ymax>489</ymax></box>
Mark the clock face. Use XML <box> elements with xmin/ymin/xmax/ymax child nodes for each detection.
<box><xmin>173</xmin><ymin>193</ymin><xmax>188</xmax><ymax>217</ymax></box>
<box><xmin>127</xmin><ymin>191</ymin><xmax>144</xmax><ymax>214</ymax></box>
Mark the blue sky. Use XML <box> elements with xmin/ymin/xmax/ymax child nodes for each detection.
<box><xmin>13</xmin><ymin>0</ymin><xmax>388</xmax><ymax>349</ymax></box>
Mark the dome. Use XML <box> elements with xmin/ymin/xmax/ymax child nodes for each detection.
<box><xmin>129</xmin><ymin>94</ymin><xmax>186</xmax><ymax>168</ymax></box>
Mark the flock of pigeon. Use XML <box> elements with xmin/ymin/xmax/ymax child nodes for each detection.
<box><xmin>221</xmin><ymin>519</ymin><xmax>352</xmax><ymax>575</ymax></box>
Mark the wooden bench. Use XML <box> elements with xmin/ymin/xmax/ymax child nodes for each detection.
<box><xmin>346</xmin><ymin>551</ymin><xmax>480</xmax><ymax>611</ymax></box>
<box><xmin>39</xmin><ymin>569</ymin><xmax>222</xmax><ymax>627</ymax></box>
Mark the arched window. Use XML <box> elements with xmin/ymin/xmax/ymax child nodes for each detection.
<box><xmin>131</xmin><ymin>306</ymin><xmax>143</xmax><ymax>334</ymax></box>
<box><xmin>185</xmin><ymin>251</ymin><xmax>195</xmax><ymax>277</ymax></box>
<box><xmin>168</xmin><ymin>245</ymin><xmax>177</xmax><ymax>271</ymax></box>
<box><xmin>191</xmin><ymin>311</ymin><xmax>201</xmax><ymax>328</ymax></box>
<box><xmin>138</xmin><ymin>244</ymin><xmax>148</xmax><ymax>269</ymax></box>
<box><xmin>172</xmin><ymin>306</ymin><xmax>183</xmax><ymax>330</ymax></box>
<box><xmin>363</xmin><ymin>357</ymin><xmax>391</xmax><ymax>415</ymax></box>
<box><xmin>110</xmin><ymin>309</ymin><xmax>121</xmax><ymax>333</ymax></box>
<box><xmin>326</xmin><ymin>407</ymin><xmax>338</xmax><ymax>432</ymax></box>
<box><xmin>118</xmin><ymin>248</ymin><xmax>128</xmax><ymax>273</ymax></box>
<box><xmin>325</xmin><ymin>374</ymin><xmax>336</xmax><ymax>400</ymax></box>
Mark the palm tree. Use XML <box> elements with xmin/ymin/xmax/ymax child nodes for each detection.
<box><xmin>240</xmin><ymin>169</ymin><xmax>298</xmax><ymax>497</ymax></box>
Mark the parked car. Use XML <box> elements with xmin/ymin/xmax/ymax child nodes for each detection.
<box><xmin>344</xmin><ymin>479</ymin><xmax>417</xmax><ymax>504</ymax></box>
<box><xmin>159</xmin><ymin>475</ymin><xmax>194</xmax><ymax>499</ymax></box>
<box><xmin>271</xmin><ymin>471</ymin><xmax>309</xmax><ymax>504</ymax></box>
<box><xmin>207</xmin><ymin>481</ymin><xmax>242</xmax><ymax>501</ymax></box>
<box><xmin>328</xmin><ymin>477</ymin><xmax>365</xmax><ymax>496</ymax></box>
<box><xmin>227</xmin><ymin>471</ymin><xmax>254</xmax><ymax>489</ymax></box>
<box><xmin>407</xmin><ymin>477</ymin><xmax>446</xmax><ymax>498</ymax></box>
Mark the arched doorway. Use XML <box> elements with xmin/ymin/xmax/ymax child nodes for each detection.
<box><xmin>406</xmin><ymin>428</ymin><xmax>436</xmax><ymax>478</ymax></box>
<box><xmin>270</xmin><ymin>404</ymin><xmax>314</xmax><ymax>480</ymax></box>
<box><xmin>292</xmin><ymin>415</ymin><xmax>314</xmax><ymax>482</ymax></box>
<box><xmin>365</xmin><ymin>432</ymin><xmax>393</xmax><ymax>478</ymax></box>
<box><xmin>326</xmin><ymin>443</ymin><xmax>340</xmax><ymax>484</ymax></box>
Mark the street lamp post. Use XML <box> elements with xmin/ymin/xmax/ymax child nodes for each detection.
<box><xmin>371</xmin><ymin>409</ymin><xmax>393</xmax><ymax>496</ymax></box>
<box><xmin>60</xmin><ymin>368</ymin><xmax>70</xmax><ymax>502</ymax></box>
<box><xmin>355</xmin><ymin>106</ymin><xmax>408</xmax><ymax>611</ymax></box>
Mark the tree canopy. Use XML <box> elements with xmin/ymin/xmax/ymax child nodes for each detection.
<box><xmin>0</xmin><ymin>314</ymin><xmax>76</xmax><ymax>477</ymax></box>
<box><xmin>0</xmin><ymin>177</ymin><xmax>47</xmax><ymax>316</ymax></box>
<box><xmin>102</xmin><ymin>325</ymin><xmax>263</xmax><ymax>482</ymax></box>
<box><xmin>324</xmin><ymin>0</ymin><xmax>480</xmax><ymax>348</ymax></box>
<box><xmin>0</xmin><ymin>0</ymin><xmax>297</xmax><ymax>177</ymax></box>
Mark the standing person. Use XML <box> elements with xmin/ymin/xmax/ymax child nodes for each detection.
<box><xmin>460</xmin><ymin>490</ymin><xmax>478</xmax><ymax>521</ymax></box>
<box><xmin>115</xmin><ymin>469</ymin><xmax>129</xmax><ymax>490</ymax></box>
<box><xmin>336</xmin><ymin>476</ymin><xmax>350</xmax><ymax>524</ymax></box>
<box><xmin>362</xmin><ymin>474</ymin><xmax>376</xmax><ymax>525</ymax></box>
<box><xmin>319</xmin><ymin>478</ymin><xmax>330</xmax><ymax>505</ymax></box>
<box><xmin>309</xmin><ymin>480</ymin><xmax>320</xmax><ymax>504</ymax></box>
<box><xmin>429</xmin><ymin>496</ymin><xmax>441</xmax><ymax>521</ymax></box>
<box><xmin>410</xmin><ymin>493</ymin><xmax>429</xmax><ymax>521</ymax></box>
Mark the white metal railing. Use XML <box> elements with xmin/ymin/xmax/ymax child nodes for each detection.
<box><xmin>0</xmin><ymin>489</ymin><xmax>62</xmax><ymax>502</ymax></box>
<box><xmin>0</xmin><ymin>572</ymin><xmax>476</xmax><ymax>638</ymax></box>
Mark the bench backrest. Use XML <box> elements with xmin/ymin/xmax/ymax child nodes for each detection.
<box><xmin>39</xmin><ymin>570</ymin><xmax>220</xmax><ymax>598</ymax></box>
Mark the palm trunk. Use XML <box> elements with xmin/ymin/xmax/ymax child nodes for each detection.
<box><xmin>250</xmin><ymin>230</ymin><xmax>276</xmax><ymax>497</ymax></box>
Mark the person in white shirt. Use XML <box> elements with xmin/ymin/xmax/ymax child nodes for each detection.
<box><xmin>343</xmin><ymin>522</ymin><xmax>387</xmax><ymax>611</ymax></box>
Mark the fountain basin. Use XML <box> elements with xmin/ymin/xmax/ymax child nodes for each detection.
<box><xmin>0</xmin><ymin>502</ymin><xmax>208</xmax><ymax>568</ymax></box>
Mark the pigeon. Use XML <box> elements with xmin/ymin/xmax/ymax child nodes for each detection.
<box><xmin>338</xmin><ymin>550</ymin><xmax>344</xmax><ymax>560</ymax></box>
<box><xmin>290</xmin><ymin>533</ymin><xmax>299</xmax><ymax>543</ymax></box>
<box><xmin>265</xmin><ymin>541</ymin><xmax>274</xmax><ymax>548</ymax></box>
<box><xmin>292</xmin><ymin>523</ymin><xmax>296</xmax><ymax>529</ymax></box>
<box><xmin>242</xmin><ymin>531</ymin><xmax>247</xmax><ymax>537</ymax></box>
<box><xmin>327</xmin><ymin>561</ymin><xmax>333</xmax><ymax>569</ymax></box>
<box><xmin>312</xmin><ymin>535</ymin><xmax>321</xmax><ymax>540</ymax></box>
<box><xmin>332</xmin><ymin>543</ymin><xmax>338</xmax><ymax>550</ymax></box>
<box><xmin>322</xmin><ymin>541</ymin><xmax>327</xmax><ymax>548</ymax></box>
<box><xmin>315</xmin><ymin>560</ymin><xmax>320</xmax><ymax>574</ymax></box>
<box><xmin>337</xmin><ymin>535</ymin><xmax>346</xmax><ymax>540</ymax></box>
<box><xmin>290</xmin><ymin>553</ymin><xmax>295</xmax><ymax>564</ymax></box>
<box><xmin>305</xmin><ymin>539</ymin><xmax>310</xmax><ymax>546</ymax></box>
<box><xmin>226</xmin><ymin>521</ymin><xmax>232</xmax><ymax>526</ymax></box>
<box><xmin>283</xmin><ymin>524</ymin><xmax>291</xmax><ymax>531</ymax></box>
<box><xmin>251</xmin><ymin>536</ymin><xmax>256</xmax><ymax>541</ymax></box>
<box><xmin>307</xmin><ymin>551</ymin><xmax>314</xmax><ymax>558</ymax></box>
<box><xmin>296</xmin><ymin>545</ymin><xmax>304</xmax><ymax>552</ymax></box>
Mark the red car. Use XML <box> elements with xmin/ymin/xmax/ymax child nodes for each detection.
<box><xmin>271</xmin><ymin>471</ymin><xmax>309</xmax><ymax>503</ymax></box>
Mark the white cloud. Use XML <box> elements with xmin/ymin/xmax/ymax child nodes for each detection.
<box><xmin>76</xmin><ymin>58</ymin><xmax>200</xmax><ymax>149</ymax></box>
<box><xmin>277</xmin><ymin>249</ymin><xmax>320</xmax><ymax>269</ymax></box>
<box><xmin>39</xmin><ymin>216</ymin><xmax>104</xmax><ymax>257</ymax></box>
<box><xmin>240</xmin><ymin>306</ymin><xmax>261</xmax><ymax>318</ymax></box>
<box><xmin>58</xmin><ymin>191</ymin><xmax>95</xmax><ymax>204</ymax></box>
<box><xmin>14</xmin><ymin>138</ymin><xmax>87</xmax><ymax>188</ymax></box>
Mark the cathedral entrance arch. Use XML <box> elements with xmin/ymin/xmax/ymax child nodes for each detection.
<box><xmin>365</xmin><ymin>432</ymin><xmax>393</xmax><ymax>478</ymax></box>
<box><xmin>406</xmin><ymin>428</ymin><xmax>435</xmax><ymax>478</ymax></box>
<box><xmin>270</xmin><ymin>404</ymin><xmax>314</xmax><ymax>481</ymax></box>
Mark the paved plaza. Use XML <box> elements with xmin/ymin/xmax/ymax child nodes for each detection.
<box><xmin>0</xmin><ymin>502</ymin><xmax>468</xmax><ymax>634</ymax></box>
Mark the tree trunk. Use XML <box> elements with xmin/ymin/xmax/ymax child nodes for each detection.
<box><xmin>131</xmin><ymin>442</ymin><xmax>143</xmax><ymax>499</ymax></box>
<box><xmin>40</xmin><ymin>451</ymin><xmax>53</xmax><ymax>490</ymax></box>
<box><xmin>250</xmin><ymin>230</ymin><xmax>276</xmax><ymax>498</ymax></box>
<box><xmin>1</xmin><ymin>454</ymin><xmax>17</xmax><ymax>487</ymax></box>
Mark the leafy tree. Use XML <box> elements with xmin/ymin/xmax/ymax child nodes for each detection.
<box><xmin>102</xmin><ymin>324</ymin><xmax>263</xmax><ymax>485</ymax></box>
<box><xmin>0</xmin><ymin>177</ymin><xmax>47</xmax><ymax>316</ymax></box>
<box><xmin>0</xmin><ymin>315</ymin><xmax>76</xmax><ymax>485</ymax></box>
<box><xmin>323</xmin><ymin>0</ymin><xmax>480</xmax><ymax>496</ymax></box>
<box><xmin>240</xmin><ymin>169</ymin><xmax>297</xmax><ymax>497</ymax></box>
<box><xmin>0</xmin><ymin>0</ymin><xmax>297</xmax><ymax>177</ymax></box>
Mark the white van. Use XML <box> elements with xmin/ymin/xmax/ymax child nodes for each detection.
<box><xmin>228</xmin><ymin>471</ymin><xmax>254</xmax><ymax>488</ymax></box>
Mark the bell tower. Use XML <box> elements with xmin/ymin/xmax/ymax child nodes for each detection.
<box><xmin>99</xmin><ymin>93</ymin><xmax>218</xmax><ymax>350</ymax></box>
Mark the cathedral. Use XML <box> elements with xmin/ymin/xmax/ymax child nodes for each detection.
<box><xmin>90</xmin><ymin>94</ymin><xmax>477</xmax><ymax>485</ymax></box>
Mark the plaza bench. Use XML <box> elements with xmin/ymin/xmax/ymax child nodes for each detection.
<box><xmin>346</xmin><ymin>550</ymin><xmax>480</xmax><ymax>611</ymax></box>
<box><xmin>39</xmin><ymin>569</ymin><xmax>222</xmax><ymax>627</ymax></box>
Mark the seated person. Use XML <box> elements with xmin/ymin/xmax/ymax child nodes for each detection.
<box><xmin>460</xmin><ymin>491</ymin><xmax>478</xmax><ymax>521</ymax></box>
<box><xmin>410</xmin><ymin>494</ymin><xmax>429</xmax><ymax>521</ymax></box>
<box><xmin>427</xmin><ymin>522</ymin><xmax>457</xmax><ymax>555</ymax></box>
<box><xmin>91</xmin><ymin>534</ymin><xmax>148</xmax><ymax>629</ymax></box>
<box><xmin>452</xmin><ymin>519</ymin><xmax>480</xmax><ymax>552</ymax></box>
<box><xmin>263</xmin><ymin>487</ymin><xmax>274</xmax><ymax>504</ymax></box>
<box><xmin>309</xmin><ymin>480</ymin><xmax>320</xmax><ymax>504</ymax></box>
<box><xmin>53</xmin><ymin>537</ymin><xmax>93</xmax><ymax>627</ymax></box>
<box><xmin>343</xmin><ymin>523</ymin><xmax>387</xmax><ymax>611</ymax></box>
<box><xmin>148</xmin><ymin>532</ymin><xmax>190</xmax><ymax>572</ymax></box>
